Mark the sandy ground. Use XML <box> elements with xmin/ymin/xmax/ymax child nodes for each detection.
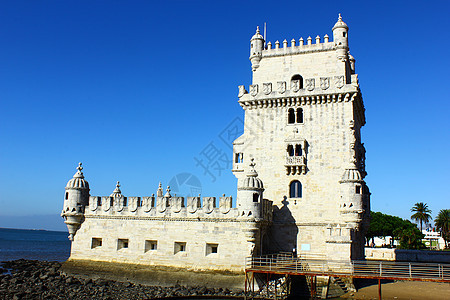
<box><xmin>341</xmin><ymin>280</ymin><xmax>450</xmax><ymax>300</ymax></box>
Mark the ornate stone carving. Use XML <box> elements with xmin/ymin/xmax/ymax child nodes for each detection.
<box><xmin>249</xmin><ymin>84</ymin><xmax>258</xmax><ymax>96</ymax></box>
<box><xmin>306</xmin><ymin>78</ymin><xmax>315</xmax><ymax>91</ymax></box>
<box><xmin>102</xmin><ymin>196</ymin><xmax>111</xmax><ymax>212</ymax></box>
<box><xmin>187</xmin><ymin>196</ymin><xmax>201</xmax><ymax>213</ymax></box>
<box><xmin>238</xmin><ymin>85</ymin><xmax>247</xmax><ymax>98</ymax></box>
<box><xmin>291</xmin><ymin>80</ymin><xmax>300</xmax><ymax>92</ymax></box>
<box><xmin>335</xmin><ymin>75</ymin><xmax>344</xmax><ymax>89</ymax></box>
<box><xmin>142</xmin><ymin>196</ymin><xmax>154</xmax><ymax>212</ymax></box>
<box><xmin>89</xmin><ymin>196</ymin><xmax>98</xmax><ymax>211</ymax></box>
<box><xmin>320</xmin><ymin>77</ymin><xmax>330</xmax><ymax>90</ymax></box>
<box><xmin>263</xmin><ymin>83</ymin><xmax>272</xmax><ymax>95</ymax></box>
<box><xmin>219</xmin><ymin>195</ymin><xmax>232</xmax><ymax>214</ymax></box>
<box><xmin>128</xmin><ymin>197</ymin><xmax>138</xmax><ymax>212</ymax></box>
<box><xmin>157</xmin><ymin>197</ymin><xmax>167</xmax><ymax>213</ymax></box>
<box><xmin>115</xmin><ymin>195</ymin><xmax>124</xmax><ymax>212</ymax></box>
<box><xmin>171</xmin><ymin>197</ymin><xmax>184</xmax><ymax>213</ymax></box>
<box><xmin>203</xmin><ymin>197</ymin><xmax>215</xmax><ymax>214</ymax></box>
<box><xmin>277</xmin><ymin>81</ymin><xmax>286</xmax><ymax>94</ymax></box>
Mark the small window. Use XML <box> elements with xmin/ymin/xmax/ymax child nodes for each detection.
<box><xmin>343</xmin><ymin>32</ymin><xmax>346</xmax><ymax>37</ymax></box>
<box><xmin>97</xmin><ymin>197</ymin><xmax>101</xmax><ymax>206</ymax></box>
<box><xmin>235</xmin><ymin>153</ymin><xmax>243</xmax><ymax>163</ymax></box>
<box><xmin>296</xmin><ymin>108</ymin><xmax>303</xmax><ymax>123</ymax></box>
<box><xmin>295</xmin><ymin>144</ymin><xmax>302</xmax><ymax>156</ymax></box>
<box><xmin>288</xmin><ymin>108</ymin><xmax>295</xmax><ymax>124</ymax></box>
<box><xmin>206</xmin><ymin>243</ymin><xmax>218</xmax><ymax>255</ymax></box>
<box><xmin>91</xmin><ymin>238</ymin><xmax>102</xmax><ymax>249</ymax></box>
<box><xmin>65</xmin><ymin>192</ymin><xmax>68</xmax><ymax>200</ymax></box>
<box><xmin>356</xmin><ymin>186</ymin><xmax>361</xmax><ymax>194</ymax></box>
<box><xmin>253</xmin><ymin>193</ymin><xmax>259</xmax><ymax>203</ymax></box>
<box><xmin>290</xmin><ymin>180</ymin><xmax>302</xmax><ymax>198</ymax></box>
<box><xmin>174</xmin><ymin>242</ymin><xmax>186</xmax><ymax>254</ymax></box>
<box><xmin>145</xmin><ymin>240</ymin><xmax>157</xmax><ymax>252</ymax></box>
<box><xmin>123</xmin><ymin>197</ymin><xmax>127</xmax><ymax>206</ymax></box>
<box><xmin>287</xmin><ymin>145</ymin><xmax>294</xmax><ymax>156</ymax></box>
<box><xmin>117</xmin><ymin>239</ymin><xmax>129</xmax><ymax>250</ymax></box>
<box><xmin>288</xmin><ymin>107</ymin><xmax>304</xmax><ymax>124</ymax></box>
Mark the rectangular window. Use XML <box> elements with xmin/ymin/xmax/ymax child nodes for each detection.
<box><xmin>206</xmin><ymin>243</ymin><xmax>218</xmax><ymax>255</ymax></box>
<box><xmin>145</xmin><ymin>240</ymin><xmax>157</xmax><ymax>252</ymax></box>
<box><xmin>91</xmin><ymin>238</ymin><xmax>102</xmax><ymax>249</ymax></box>
<box><xmin>174</xmin><ymin>242</ymin><xmax>186</xmax><ymax>254</ymax></box>
<box><xmin>117</xmin><ymin>239</ymin><xmax>129</xmax><ymax>250</ymax></box>
<box><xmin>356</xmin><ymin>186</ymin><xmax>361</xmax><ymax>194</ymax></box>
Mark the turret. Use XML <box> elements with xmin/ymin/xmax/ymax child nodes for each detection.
<box><xmin>332</xmin><ymin>13</ymin><xmax>349</xmax><ymax>61</ymax></box>
<box><xmin>339</xmin><ymin>162</ymin><xmax>370</xmax><ymax>224</ymax></box>
<box><xmin>61</xmin><ymin>163</ymin><xmax>90</xmax><ymax>240</ymax></box>
<box><xmin>237</xmin><ymin>159</ymin><xmax>264</xmax><ymax>219</ymax></box>
<box><xmin>250</xmin><ymin>26</ymin><xmax>265</xmax><ymax>71</ymax></box>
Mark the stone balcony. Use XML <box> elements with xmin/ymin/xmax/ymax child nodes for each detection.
<box><xmin>285</xmin><ymin>156</ymin><xmax>307</xmax><ymax>175</ymax></box>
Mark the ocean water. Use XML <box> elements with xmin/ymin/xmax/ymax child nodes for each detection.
<box><xmin>0</xmin><ymin>228</ymin><xmax>71</xmax><ymax>262</ymax></box>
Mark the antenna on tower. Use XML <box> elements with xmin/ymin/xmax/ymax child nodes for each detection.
<box><xmin>264</xmin><ymin>22</ymin><xmax>267</xmax><ymax>44</ymax></box>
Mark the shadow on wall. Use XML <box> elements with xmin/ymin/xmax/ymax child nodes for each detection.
<box><xmin>263</xmin><ymin>196</ymin><xmax>298</xmax><ymax>254</ymax></box>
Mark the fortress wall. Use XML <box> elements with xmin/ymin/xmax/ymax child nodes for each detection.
<box><xmin>70</xmin><ymin>215</ymin><xmax>255</xmax><ymax>272</ymax></box>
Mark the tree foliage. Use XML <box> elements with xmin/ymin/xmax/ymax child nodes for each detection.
<box><xmin>366</xmin><ymin>211</ymin><xmax>425</xmax><ymax>249</ymax></box>
<box><xmin>410</xmin><ymin>202</ymin><xmax>432</xmax><ymax>231</ymax></box>
<box><xmin>435</xmin><ymin>209</ymin><xmax>450</xmax><ymax>249</ymax></box>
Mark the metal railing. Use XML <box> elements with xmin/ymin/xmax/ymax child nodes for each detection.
<box><xmin>245</xmin><ymin>254</ymin><xmax>450</xmax><ymax>282</ymax></box>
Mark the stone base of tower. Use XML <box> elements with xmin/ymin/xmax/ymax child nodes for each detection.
<box><xmin>61</xmin><ymin>259</ymin><xmax>245</xmax><ymax>290</ymax></box>
<box><xmin>265</xmin><ymin>222</ymin><xmax>365</xmax><ymax>263</ymax></box>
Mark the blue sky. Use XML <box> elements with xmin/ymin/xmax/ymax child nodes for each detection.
<box><xmin>0</xmin><ymin>1</ymin><xmax>449</xmax><ymax>231</ymax></box>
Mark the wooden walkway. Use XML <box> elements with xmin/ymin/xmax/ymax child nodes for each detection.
<box><xmin>244</xmin><ymin>253</ymin><xmax>450</xmax><ymax>299</ymax></box>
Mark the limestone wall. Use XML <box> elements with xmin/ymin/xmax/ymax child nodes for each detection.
<box><xmin>365</xmin><ymin>248</ymin><xmax>450</xmax><ymax>263</ymax></box>
<box><xmin>70</xmin><ymin>215</ymin><xmax>258</xmax><ymax>272</ymax></box>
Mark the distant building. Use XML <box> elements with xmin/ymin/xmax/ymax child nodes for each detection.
<box><xmin>61</xmin><ymin>15</ymin><xmax>370</xmax><ymax>278</ymax></box>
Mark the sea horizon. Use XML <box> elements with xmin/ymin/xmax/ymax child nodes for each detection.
<box><xmin>0</xmin><ymin>227</ymin><xmax>71</xmax><ymax>262</ymax></box>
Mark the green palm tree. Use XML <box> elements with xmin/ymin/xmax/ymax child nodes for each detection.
<box><xmin>410</xmin><ymin>202</ymin><xmax>432</xmax><ymax>231</ymax></box>
<box><xmin>435</xmin><ymin>209</ymin><xmax>450</xmax><ymax>249</ymax></box>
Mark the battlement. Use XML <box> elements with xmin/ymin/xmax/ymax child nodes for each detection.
<box><xmin>87</xmin><ymin>194</ymin><xmax>241</xmax><ymax>219</ymax></box>
<box><xmin>263</xmin><ymin>34</ymin><xmax>335</xmax><ymax>57</ymax></box>
<box><xmin>85</xmin><ymin>190</ymin><xmax>273</xmax><ymax>221</ymax></box>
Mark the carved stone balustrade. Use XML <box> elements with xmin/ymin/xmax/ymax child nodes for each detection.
<box><xmin>285</xmin><ymin>156</ymin><xmax>307</xmax><ymax>175</ymax></box>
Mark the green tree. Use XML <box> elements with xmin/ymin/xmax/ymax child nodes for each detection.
<box><xmin>366</xmin><ymin>211</ymin><xmax>424</xmax><ymax>249</ymax></box>
<box><xmin>393</xmin><ymin>226</ymin><xmax>426</xmax><ymax>250</ymax></box>
<box><xmin>410</xmin><ymin>202</ymin><xmax>432</xmax><ymax>231</ymax></box>
<box><xmin>435</xmin><ymin>209</ymin><xmax>450</xmax><ymax>249</ymax></box>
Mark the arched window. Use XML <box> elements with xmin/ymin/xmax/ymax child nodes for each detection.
<box><xmin>253</xmin><ymin>193</ymin><xmax>259</xmax><ymax>203</ymax></box>
<box><xmin>287</xmin><ymin>145</ymin><xmax>294</xmax><ymax>156</ymax></box>
<box><xmin>296</xmin><ymin>108</ymin><xmax>303</xmax><ymax>123</ymax></box>
<box><xmin>291</xmin><ymin>74</ymin><xmax>304</xmax><ymax>89</ymax></box>
<box><xmin>290</xmin><ymin>181</ymin><xmax>302</xmax><ymax>198</ymax></box>
<box><xmin>295</xmin><ymin>144</ymin><xmax>302</xmax><ymax>156</ymax></box>
<box><xmin>288</xmin><ymin>108</ymin><xmax>295</xmax><ymax>124</ymax></box>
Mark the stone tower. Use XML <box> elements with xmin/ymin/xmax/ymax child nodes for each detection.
<box><xmin>61</xmin><ymin>163</ymin><xmax>90</xmax><ymax>240</ymax></box>
<box><xmin>233</xmin><ymin>15</ymin><xmax>370</xmax><ymax>261</ymax></box>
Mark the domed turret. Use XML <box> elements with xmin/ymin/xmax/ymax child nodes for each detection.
<box><xmin>110</xmin><ymin>181</ymin><xmax>122</xmax><ymax>197</ymax></box>
<box><xmin>250</xmin><ymin>26</ymin><xmax>265</xmax><ymax>71</ymax></box>
<box><xmin>61</xmin><ymin>163</ymin><xmax>90</xmax><ymax>241</ymax></box>
<box><xmin>332</xmin><ymin>14</ymin><xmax>349</xmax><ymax>61</ymax></box>
<box><xmin>237</xmin><ymin>159</ymin><xmax>264</xmax><ymax>218</ymax></box>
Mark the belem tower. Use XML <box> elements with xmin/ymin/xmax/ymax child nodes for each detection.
<box><xmin>61</xmin><ymin>15</ymin><xmax>370</xmax><ymax>282</ymax></box>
